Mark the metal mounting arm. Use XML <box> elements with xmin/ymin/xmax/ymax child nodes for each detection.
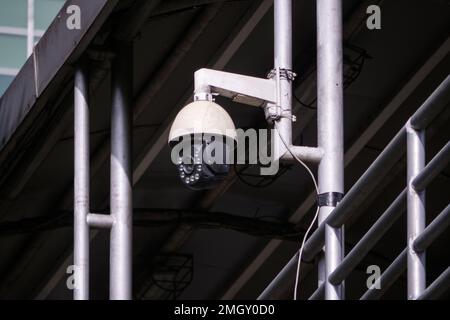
<box><xmin>193</xmin><ymin>68</ymin><xmax>323</xmax><ymax>164</ymax></box>
<box><xmin>194</xmin><ymin>68</ymin><xmax>277</xmax><ymax>106</ymax></box>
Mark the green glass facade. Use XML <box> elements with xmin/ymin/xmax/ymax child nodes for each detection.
<box><xmin>0</xmin><ymin>0</ymin><xmax>65</xmax><ymax>95</ymax></box>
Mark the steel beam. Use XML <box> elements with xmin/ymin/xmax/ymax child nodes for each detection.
<box><xmin>414</xmin><ymin>203</ymin><xmax>450</xmax><ymax>252</ymax></box>
<box><xmin>109</xmin><ymin>45</ymin><xmax>133</xmax><ymax>300</ymax></box>
<box><xmin>281</xmin><ymin>146</ymin><xmax>323</xmax><ymax>164</ymax></box>
<box><xmin>409</xmin><ymin>75</ymin><xmax>450</xmax><ymax>130</ymax></box>
<box><xmin>272</xmin><ymin>0</ymin><xmax>293</xmax><ymax>161</ymax></box>
<box><xmin>406</xmin><ymin>121</ymin><xmax>426</xmax><ymax>300</ymax></box>
<box><xmin>87</xmin><ymin>213</ymin><xmax>114</xmax><ymax>229</ymax></box>
<box><xmin>316</xmin><ymin>0</ymin><xmax>345</xmax><ymax>299</ymax></box>
<box><xmin>73</xmin><ymin>64</ymin><xmax>90</xmax><ymax>300</ymax></box>
<box><xmin>412</xmin><ymin>141</ymin><xmax>450</xmax><ymax>192</ymax></box>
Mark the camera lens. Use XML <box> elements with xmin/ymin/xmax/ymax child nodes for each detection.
<box><xmin>173</xmin><ymin>135</ymin><xmax>232</xmax><ymax>190</ymax></box>
<box><xmin>180</xmin><ymin>156</ymin><xmax>195</xmax><ymax>175</ymax></box>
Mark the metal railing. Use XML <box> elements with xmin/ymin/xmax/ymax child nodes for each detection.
<box><xmin>73</xmin><ymin>45</ymin><xmax>133</xmax><ymax>300</ymax></box>
<box><xmin>259</xmin><ymin>74</ymin><xmax>450</xmax><ymax>300</ymax></box>
<box><xmin>69</xmin><ymin>0</ymin><xmax>449</xmax><ymax>300</ymax></box>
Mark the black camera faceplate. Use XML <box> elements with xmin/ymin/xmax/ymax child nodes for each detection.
<box><xmin>174</xmin><ymin>135</ymin><xmax>232</xmax><ymax>190</ymax></box>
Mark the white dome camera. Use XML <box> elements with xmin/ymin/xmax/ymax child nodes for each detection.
<box><xmin>168</xmin><ymin>100</ymin><xmax>237</xmax><ymax>190</ymax></box>
<box><xmin>167</xmin><ymin>67</ymin><xmax>321</xmax><ymax>190</ymax></box>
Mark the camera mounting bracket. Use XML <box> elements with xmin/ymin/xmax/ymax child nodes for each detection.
<box><xmin>192</xmin><ymin>67</ymin><xmax>323</xmax><ymax>165</ymax></box>
<box><xmin>194</xmin><ymin>68</ymin><xmax>277</xmax><ymax>107</ymax></box>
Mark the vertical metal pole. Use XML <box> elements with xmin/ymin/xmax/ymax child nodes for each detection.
<box><xmin>27</xmin><ymin>0</ymin><xmax>34</xmax><ymax>57</ymax></box>
<box><xmin>273</xmin><ymin>0</ymin><xmax>293</xmax><ymax>161</ymax></box>
<box><xmin>74</xmin><ymin>65</ymin><xmax>90</xmax><ymax>300</ymax></box>
<box><xmin>110</xmin><ymin>44</ymin><xmax>133</xmax><ymax>300</ymax></box>
<box><xmin>317</xmin><ymin>0</ymin><xmax>345</xmax><ymax>300</ymax></box>
<box><xmin>406</xmin><ymin>121</ymin><xmax>426</xmax><ymax>299</ymax></box>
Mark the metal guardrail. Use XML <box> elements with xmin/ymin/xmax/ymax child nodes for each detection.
<box><xmin>328</xmin><ymin>190</ymin><xmax>406</xmax><ymax>286</ymax></box>
<box><xmin>360</xmin><ymin>249</ymin><xmax>407</xmax><ymax>300</ymax></box>
<box><xmin>260</xmin><ymin>74</ymin><xmax>450</xmax><ymax>300</ymax></box>
<box><xmin>417</xmin><ymin>266</ymin><xmax>450</xmax><ymax>300</ymax></box>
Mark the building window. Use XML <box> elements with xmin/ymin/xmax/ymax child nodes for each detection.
<box><xmin>0</xmin><ymin>0</ymin><xmax>28</xmax><ymax>28</ymax></box>
<box><xmin>0</xmin><ymin>34</ymin><xmax>27</xmax><ymax>69</ymax></box>
<box><xmin>35</xmin><ymin>0</ymin><xmax>64</xmax><ymax>30</ymax></box>
<box><xmin>0</xmin><ymin>0</ymin><xmax>65</xmax><ymax>96</ymax></box>
<box><xmin>0</xmin><ymin>74</ymin><xmax>14</xmax><ymax>94</ymax></box>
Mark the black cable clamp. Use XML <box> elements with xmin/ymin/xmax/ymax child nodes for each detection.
<box><xmin>317</xmin><ymin>192</ymin><xmax>344</xmax><ymax>207</ymax></box>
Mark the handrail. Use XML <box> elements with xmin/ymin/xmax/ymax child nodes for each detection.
<box><xmin>259</xmin><ymin>75</ymin><xmax>450</xmax><ymax>300</ymax></box>
<box><xmin>302</xmin><ymin>127</ymin><xmax>407</xmax><ymax>262</ymax></box>
<box><xmin>409</xmin><ymin>75</ymin><xmax>450</xmax><ymax>130</ymax></box>
<box><xmin>414</xmin><ymin>203</ymin><xmax>450</xmax><ymax>252</ymax></box>
<box><xmin>360</xmin><ymin>249</ymin><xmax>407</xmax><ymax>300</ymax></box>
<box><xmin>417</xmin><ymin>267</ymin><xmax>450</xmax><ymax>300</ymax></box>
<box><xmin>328</xmin><ymin>190</ymin><xmax>406</xmax><ymax>285</ymax></box>
<box><xmin>308</xmin><ymin>283</ymin><xmax>324</xmax><ymax>300</ymax></box>
<box><xmin>412</xmin><ymin>141</ymin><xmax>450</xmax><ymax>192</ymax></box>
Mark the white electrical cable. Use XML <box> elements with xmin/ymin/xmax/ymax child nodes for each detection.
<box><xmin>274</xmin><ymin>122</ymin><xmax>320</xmax><ymax>300</ymax></box>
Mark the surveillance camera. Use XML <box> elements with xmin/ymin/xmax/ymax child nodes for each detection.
<box><xmin>168</xmin><ymin>100</ymin><xmax>237</xmax><ymax>190</ymax></box>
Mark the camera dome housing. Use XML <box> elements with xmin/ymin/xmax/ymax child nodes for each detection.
<box><xmin>168</xmin><ymin>101</ymin><xmax>237</xmax><ymax>190</ymax></box>
<box><xmin>168</xmin><ymin>100</ymin><xmax>237</xmax><ymax>144</ymax></box>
